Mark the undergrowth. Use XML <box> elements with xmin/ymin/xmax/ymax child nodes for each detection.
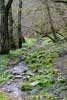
<box><xmin>0</xmin><ymin>38</ymin><xmax>67</xmax><ymax>100</ymax></box>
<box><xmin>19</xmin><ymin>38</ymin><xmax>67</xmax><ymax>100</ymax></box>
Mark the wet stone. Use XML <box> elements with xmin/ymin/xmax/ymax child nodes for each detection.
<box><xmin>10</xmin><ymin>62</ymin><xmax>28</xmax><ymax>75</ymax></box>
<box><xmin>13</xmin><ymin>75</ymin><xmax>22</xmax><ymax>79</ymax></box>
<box><xmin>7</xmin><ymin>82</ymin><xmax>11</xmax><ymax>85</ymax></box>
<box><xmin>12</xmin><ymin>71</ymin><xmax>20</xmax><ymax>75</ymax></box>
<box><xmin>7</xmin><ymin>90</ymin><xmax>12</xmax><ymax>93</ymax></box>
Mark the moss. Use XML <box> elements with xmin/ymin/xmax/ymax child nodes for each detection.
<box><xmin>0</xmin><ymin>71</ymin><xmax>13</xmax><ymax>83</ymax></box>
<box><xmin>0</xmin><ymin>91</ymin><xmax>17</xmax><ymax>100</ymax></box>
<box><xmin>57</xmin><ymin>76</ymin><xmax>67</xmax><ymax>83</ymax></box>
<box><xmin>63</xmin><ymin>97</ymin><xmax>67</xmax><ymax>100</ymax></box>
<box><xmin>27</xmin><ymin>92</ymin><xmax>60</xmax><ymax>100</ymax></box>
<box><xmin>19</xmin><ymin>80</ymin><xmax>32</xmax><ymax>91</ymax></box>
<box><xmin>0</xmin><ymin>91</ymin><xmax>9</xmax><ymax>100</ymax></box>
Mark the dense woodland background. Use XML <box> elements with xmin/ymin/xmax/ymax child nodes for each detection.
<box><xmin>0</xmin><ymin>0</ymin><xmax>67</xmax><ymax>54</ymax></box>
<box><xmin>1</xmin><ymin>0</ymin><xmax>67</xmax><ymax>100</ymax></box>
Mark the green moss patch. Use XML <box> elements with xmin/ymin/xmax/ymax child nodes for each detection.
<box><xmin>0</xmin><ymin>91</ymin><xmax>9</xmax><ymax>100</ymax></box>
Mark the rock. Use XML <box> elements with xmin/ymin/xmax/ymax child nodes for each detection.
<box><xmin>7</xmin><ymin>90</ymin><xmax>12</xmax><ymax>93</ymax></box>
<box><xmin>33</xmin><ymin>69</ymin><xmax>38</xmax><ymax>73</ymax></box>
<box><xmin>23</xmin><ymin>76</ymin><xmax>30</xmax><ymax>81</ymax></box>
<box><xmin>12</xmin><ymin>71</ymin><xmax>20</xmax><ymax>75</ymax></box>
<box><xmin>14</xmin><ymin>75</ymin><xmax>22</xmax><ymax>79</ymax></box>
<box><xmin>23</xmin><ymin>70</ymin><xmax>27</xmax><ymax>73</ymax></box>
<box><xmin>7</xmin><ymin>82</ymin><xmax>11</xmax><ymax>85</ymax></box>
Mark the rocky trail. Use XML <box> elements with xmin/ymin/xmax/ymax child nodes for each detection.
<box><xmin>0</xmin><ymin>61</ymin><xmax>28</xmax><ymax>100</ymax></box>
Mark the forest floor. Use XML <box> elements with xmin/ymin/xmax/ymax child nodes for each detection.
<box><xmin>0</xmin><ymin>38</ymin><xmax>67</xmax><ymax>100</ymax></box>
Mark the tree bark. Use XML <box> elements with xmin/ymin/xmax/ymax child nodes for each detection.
<box><xmin>8</xmin><ymin>8</ymin><xmax>16</xmax><ymax>49</ymax></box>
<box><xmin>0</xmin><ymin>0</ymin><xmax>13</xmax><ymax>54</ymax></box>
<box><xmin>18</xmin><ymin>0</ymin><xmax>25</xmax><ymax>48</ymax></box>
<box><xmin>54</xmin><ymin>0</ymin><xmax>67</xmax><ymax>4</ymax></box>
<box><xmin>0</xmin><ymin>0</ymin><xmax>9</xmax><ymax>54</ymax></box>
<box><xmin>6</xmin><ymin>0</ymin><xmax>13</xmax><ymax>13</ymax></box>
<box><xmin>46</xmin><ymin>0</ymin><xmax>58</xmax><ymax>41</ymax></box>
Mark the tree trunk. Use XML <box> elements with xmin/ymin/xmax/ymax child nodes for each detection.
<box><xmin>46</xmin><ymin>0</ymin><xmax>58</xmax><ymax>41</ymax></box>
<box><xmin>8</xmin><ymin>8</ymin><xmax>16</xmax><ymax>49</ymax></box>
<box><xmin>18</xmin><ymin>0</ymin><xmax>25</xmax><ymax>48</ymax></box>
<box><xmin>0</xmin><ymin>0</ymin><xmax>9</xmax><ymax>54</ymax></box>
<box><xmin>0</xmin><ymin>0</ymin><xmax>13</xmax><ymax>54</ymax></box>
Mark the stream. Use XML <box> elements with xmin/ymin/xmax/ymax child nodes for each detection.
<box><xmin>0</xmin><ymin>61</ymin><xmax>28</xmax><ymax>100</ymax></box>
<box><xmin>0</xmin><ymin>41</ymin><xmax>42</xmax><ymax>100</ymax></box>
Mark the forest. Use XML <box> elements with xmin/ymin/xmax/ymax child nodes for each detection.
<box><xmin>0</xmin><ymin>0</ymin><xmax>67</xmax><ymax>100</ymax></box>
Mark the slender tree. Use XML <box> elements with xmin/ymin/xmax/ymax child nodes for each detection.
<box><xmin>18</xmin><ymin>0</ymin><xmax>25</xmax><ymax>48</ymax></box>
<box><xmin>40</xmin><ymin>0</ymin><xmax>59</xmax><ymax>42</ymax></box>
<box><xmin>8</xmin><ymin>8</ymin><xmax>16</xmax><ymax>49</ymax></box>
<box><xmin>46</xmin><ymin>0</ymin><xmax>58</xmax><ymax>41</ymax></box>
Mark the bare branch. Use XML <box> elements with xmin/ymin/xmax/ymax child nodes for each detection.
<box><xmin>54</xmin><ymin>0</ymin><xmax>67</xmax><ymax>4</ymax></box>
<box><xmin>6</xmin><ymin>0</ymin><xmax>13</xmax><ymax>13</ymax></box>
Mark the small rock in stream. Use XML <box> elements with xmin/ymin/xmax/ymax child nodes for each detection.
<box><xmin>12</xmin><ymin>71</ymin><xmax>20</xmax><ymax>75</ymax></box>
<box><xmin>13</xmin><ymin>75</ymin><xmax>22</xmax><ymax>79</ymax></box>
<box><xmin>7</xmin><ymin>90</ymin><xmax>12</xmax><ymax>93</ymax></box>
<box><xmin>7</xmin><ymin>82</ymin><xmax>11</xmax><ymax>85</ymax></box>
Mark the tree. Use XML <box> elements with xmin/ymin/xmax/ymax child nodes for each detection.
<box><xmin>8</xmin><ymin>7</ymin><xmax>16</xmax><ymax>49</ymax></box>
<box><xmin>0</xmin><ymin>0</ymin><xmax>13</xmax><ymax>54</ymax></box>
<box><xmin>18</xmin><ymin>0</ymin><xmax>25</xmax><ymax>48</ymax></box>
<box><xmin>40</xmin><ymin>0</ymin><xmax>59</xmax><ymax>42</ymax></box>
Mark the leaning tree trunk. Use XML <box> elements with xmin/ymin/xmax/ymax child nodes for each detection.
<box><xmin>46</xmin><ymin>0</ymin><xmax>58</xmax><ymax>41</ymax></box>
<box><xmin>8</xmin><ymin>8</ymin><xmax>16</xmax><ymax>49</ymax></box>
<box><xmin>0</xmin><ymin>0</ymin><xmax>9</xmax><ymax>54</ymax></box>
<box><xmin>18</xmin><ymin>0</ymin><xmax>25</xmax><ymax>48</ymax></box>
